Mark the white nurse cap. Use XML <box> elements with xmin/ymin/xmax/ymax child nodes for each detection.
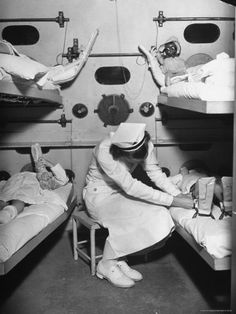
<box><xmin>111</xmin><ymin>122</ymin><xmax>146</xmax><ymax>151</ymax></box>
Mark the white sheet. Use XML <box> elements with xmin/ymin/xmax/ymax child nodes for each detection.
<box><xmin>0</xmin><ymin>182</ymin><xmax>72</xmax><ymax>262</ymax></box>
<box><xmin>160</xmin><ymin>82</ymin><xmax>234</xmax><ymax>101</ymax></box>
<box><xmin>169</xmin><ymin>205</ymin><xmax>232</xmax><ymax>259</ymax></box>
<box><xmin>160</xmin><ymin>53</ymin><xmax>235</xmax><ymax>101</ymax></box>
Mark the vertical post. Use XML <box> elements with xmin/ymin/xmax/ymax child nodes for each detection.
<box><xmin>90</xmin><ymin>228</ymin><xmax>96</xmax><ymax>276</ymax></box>
<box><xmin>231</xmin><ymin>7</ymin><xmax>236</xmax><ymax>312</ymax></box>
<box><xmin>72</xmin><ymin>216</ymin><xmax>78</xmax><ymax>260</ymax></box>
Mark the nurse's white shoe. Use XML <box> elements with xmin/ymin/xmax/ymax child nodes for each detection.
<box><xmin>117</xmin><ymin>261</ymin><xmax>143</xmax><ymax>282</ymax></box>
<box><xmin>96</xmin><ymin>261</ymin><xmax>135</xmax><ymax>288</ymax></box>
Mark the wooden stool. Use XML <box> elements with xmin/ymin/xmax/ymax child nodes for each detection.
<box><xmin>72</xmin><ymin>204</ymin><xmax>104</xmax><ymax>275</ymax></box>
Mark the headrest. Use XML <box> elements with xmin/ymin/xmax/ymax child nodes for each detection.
<box><xmin>111</xmin><ymin>123</ymin><xmax>146</xmax><ymax>151</ymax></box>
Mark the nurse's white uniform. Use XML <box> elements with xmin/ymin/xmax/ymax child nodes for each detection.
<box><xmin>83</xmin><ymin>135</ymin><xmax>181</xmax><ymax>259</ymax></box>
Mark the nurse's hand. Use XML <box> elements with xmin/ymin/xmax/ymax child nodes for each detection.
<box><xmin>171</xmin><ymin>193</ymin><xmax>194</xmax><ymax>209</ymax></box>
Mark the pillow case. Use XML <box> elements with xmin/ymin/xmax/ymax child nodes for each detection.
<box><xmin>0</xmin><ymin>54</ymin><xmax>49</xmax><ymax>80</ymax></box>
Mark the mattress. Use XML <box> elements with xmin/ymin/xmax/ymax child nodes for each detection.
<box><xmin>0</xmin><ymin>80</ymin><xmax>63</xmax><ymax>106</ymax></box>
<box><xmin>0</xmin><ymin>182</ymin><xmax>73</xmax><ymax>262</ymax></box>
<box><xmin>169</xmin><ymin>205</ymin><xmax>232</xmax><ymax>259</ymax></box>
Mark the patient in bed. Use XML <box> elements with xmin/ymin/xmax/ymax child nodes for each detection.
<box><xmin>139</xmin><ymin>38</ymin><xmax>234</xmax><ymax>93</ymax></box>
<box><xmin>171</xmin><ymin>160</ymin><xmax>229</xmax><ymax>218</ymax></box>
<box><xmin>0</xmin><ymin>29</ymin><xmax>99</xmax><ymax>89</ymax></box>
<box><xmin>0</xmin><ymin>143</ymin><xmax>69</xmax><ymax>224</ymax></box>
<box><xmin>139</xmin><ymin>38</ymin><xmax>188</xmax><ymax>87</ymax></box>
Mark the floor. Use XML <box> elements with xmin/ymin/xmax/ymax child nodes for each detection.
<box><xmin>0</xmin><ymin>226</ymin><xmax>231</xmax><ymax>314</ymax></box>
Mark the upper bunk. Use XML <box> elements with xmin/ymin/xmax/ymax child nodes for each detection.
<box><xmin>157</xmin><ymin>54</ymin><xmax>235</xmax><ymax>115</ymax></box>
<box><xmin>158</xmin><ymin>93</ymin><xmax>234</xmax><ymax>114</ymax></box>
<box><xmin>0</xmin><ymin>29</ymin><xmax>99</xmax><ymax>108</ymax></box>
<box><xmin>0</xmin><ymin>80</ymin><xmax>63</xmax><ymax>107</ymax></box>
<box><xmin>0</xmin><ymin>39</ymin><xmax>64</xmax><ymax>107</ymax></box>
<box><xmin>138</xmin><ymin>45</ymin><xmax>235</xmax><ymax>115</ymax></box>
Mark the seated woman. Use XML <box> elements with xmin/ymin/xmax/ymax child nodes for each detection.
<box><xmin>83</xmin><ymin>122</ymin><xmax>193</xmax><ymax>288</ymax></box>
<box><xmin>0</xmin><ymin>143</ymin><xmax>69</xmax><ymax>224</ymax></box>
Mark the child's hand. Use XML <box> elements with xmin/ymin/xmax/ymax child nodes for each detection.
<box><xmin>43</xmin><ymin>159</ymin><xmax>54</xmax><ymax>168</ymax></box>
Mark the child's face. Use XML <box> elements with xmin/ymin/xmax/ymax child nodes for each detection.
<box><xmin>164</xmin><ymin>42</ymin><xmax>178</xmax><ymax>58</ymax></box>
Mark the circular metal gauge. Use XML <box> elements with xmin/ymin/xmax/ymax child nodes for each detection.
<box><xmin>94</xmin><ymin>94</ymin><xmax>133</xmax><ymax>126</ymax></box>
<box><xmin>72</xmin><ymin>103</ymin><xmax>88</xmax><ymax>118</ymax></box>
<box><xmin>139</xmin><ymin>102</ymin><xmax>155</xmax><ymax>117</ymax></box>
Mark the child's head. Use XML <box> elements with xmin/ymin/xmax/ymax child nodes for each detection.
<box><xmin>158</xmin><ymin>38</ymin><xmax>181</xmax><ymax>59</ymax></box>
<box><xmin>0</xmin><ymin>170</ymin><xmax>10</xmax><ymax>181</ymax></box>
<box><xmin>65</xmin><ymin>169</ymin><xmax>75</xmax><ymax>182</ymax></box>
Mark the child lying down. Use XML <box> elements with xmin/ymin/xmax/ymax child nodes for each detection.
<box><xmin>171</xmin><ymin>161</ymin><xmax>232</xmax><ymax>219</ymax></box>
<box><xmin>0</xmin><ymin>143</ymin><xmax>70</xmax><ymax>224</ymax></box>
<box><xmin>0</xmin><ymin>29</ymin><xmax>99</xmax><ymax>88</ymax></box>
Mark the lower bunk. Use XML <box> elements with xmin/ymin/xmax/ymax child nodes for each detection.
<box><xmin>170</xmin><ymin>205</ymin><xmax>232</xmax><ymax>271</ymax></box>
<box><xmin>0</xmin><ymin>182</ymin><xmax>77</xmax><ymax>275</ymax></box>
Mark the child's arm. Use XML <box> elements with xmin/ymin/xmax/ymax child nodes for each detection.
<box><xmin>44</xmin><ymin>159</ymin><xmax>69</xmax><ymax>186</ymax></box>
<box><xmin>138</xmin><ymin>45</ymin><xmax>165</xmax><ymax>87</ymax></box>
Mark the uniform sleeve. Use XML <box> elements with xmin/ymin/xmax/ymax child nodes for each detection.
<box><xmin>95</xmin><ymin>139</ymin><xmax>174</xmax><ymax>207</ymax></box>
<box><xmin>50</xmin><ymin>163</ymin><xmax>69</xmax><ymax>186</ymax></box>
<box><xmin>143</xmin><ymin>142</ymin><xmax>181</xmax><ymax>196</ymax></box>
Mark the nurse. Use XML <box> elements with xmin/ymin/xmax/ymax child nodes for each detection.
<box><xmin>83</xmin><ymin>123</ymin><xmax>193</xmax><ymax>288</ymax></box>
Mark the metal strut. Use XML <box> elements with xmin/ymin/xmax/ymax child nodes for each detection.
<box><xmin>0</xmin><ymin>114</ymin><xmax>72</xmax><ymax>128</ymax></box>
<box><xmin>153</xmin><ymin>10</ymin><xmax>234</xmax><ymax>27</ymax></box>
<box><xmin>0</xmin><ymin>11</ymin><xmax>69</xmax><ymax>28</ymax></box>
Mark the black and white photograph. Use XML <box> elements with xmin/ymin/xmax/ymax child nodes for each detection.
<box><xmin>0</xmin><ymin>1</ymin><xmax>235</xmax><ymax>313</ymax></box>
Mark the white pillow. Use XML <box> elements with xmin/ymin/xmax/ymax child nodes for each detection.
<box><xmin>0</xmin><ymin>53</ymin><xmax>49</xmax><ymax>80</ymax></box>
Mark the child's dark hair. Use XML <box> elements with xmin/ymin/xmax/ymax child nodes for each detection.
<box><xmin>110</xmin><ymin>131</ymin><xmax>150</xmax><ymax>161</ymax></box>
<box><xmin>65</xmin><ymin>169</ymin><xmax>75</xmax><ymax>182</ymax></box>
<box><xmin>0</xmin><ymin>170</ymin><xmax>10</xmax><ymax>181</ymax></box>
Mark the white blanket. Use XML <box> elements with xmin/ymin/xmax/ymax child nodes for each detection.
<box><xmin>160</xmin><ymin>81</ymin><xmax>234</xmax><ymax>101</ymax></box>
<box><xmin>0</xmin><ymin>182</ymin><xmax>72</xmax><ymax>262</ymax></box>
<box><xmin>161</xmin><ymin>52</ymin><xmax>235</xmax><ymax>101</ymax></box>
<box><xmin>169</xmin><ymin>205</ymin><xmax>231</xmax><ymax>259</ymax></box>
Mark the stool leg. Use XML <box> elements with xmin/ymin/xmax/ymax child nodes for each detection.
<box><xmin>90</xmin><ymin>227</ymin><xmax>96</xmax><ymax>276</ymax></box>
<box><xmin>72</xmin><ymin>218</ymin><xmax>78</xmax><ymax>260</ymax></box>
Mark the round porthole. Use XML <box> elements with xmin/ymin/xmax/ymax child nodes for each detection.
<box><xmin>95</xmin><ymin>66</ymin><xmax>130</xmax><ymax>85</ymax></box>
<box><xmin>184</xmin><ymin>23</ymin><xmax>220</xmax><ymax>44</ymax></box>
<box><xmin>2</xmin><ymin>25</ymin><xmax>40</xmax><ymax>45</ymax></box>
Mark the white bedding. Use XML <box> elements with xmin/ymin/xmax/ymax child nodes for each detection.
<box><xmin>169</xmin><ymin>205</ymin><xmax>232</xmax><ymax>259</ymax></box>
<box><xmin>160</xmin><ymin>81</ymin><xmax>234</xmax><ymax>101</ymax></box>
<box><xmin>0</xmin><ymin>182</ymin><xmax>72</xmax><ymax>262</ymax></box>
<box><xmin>0</xmin><ymin>68</ymin><xmax>59</xmax><ymax>91</ymax></box>
<box><xmin>160</xmin><ymin>53</ymin><xmax>235</xmax><ymax>101</ymax></box>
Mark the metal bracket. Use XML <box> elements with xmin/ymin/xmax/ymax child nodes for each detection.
<box><xmin>0</xmin><ymin>11</ymin><xmax>69</xmax><ymax>28</ymax></box>
<box><xmin>62</xmin><ymin>38</ymin><xmax>80</xmax><ymax>63</ymax></box>
<box><xmin>153</xmin><ymin>10</ymin><xmax>234</xmax><ymax>27</ymax></box>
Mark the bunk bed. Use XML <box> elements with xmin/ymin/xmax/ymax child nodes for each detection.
<box><xmin>0</xmin><ymin>44</ymin><xmax>64</xmax><ymax>107</ymax></box>
<box><xmin>169</xmin><ymin>205</ymin><xmax>231</xmax><ymax>271</ymax></box>
<box><xmin>0</xmin><ymin>31</ymin><xmax>101</xmax><ymax>274</ymax></box>
<box><xmin>0</xmin><ymin>29</ymin><xmax>99</xmax><ymax>107</ymax></box>
<box><xmin>158</xmin><ymin>83</ymin><xmax>233</xmax><ymax>271</ymax></box>
<box><xmin>0</xmin><ymin>79</ymin><xmax>63</xmax><ymax>107</ymax></box>
<box><xmin>0</xmin><ymin>182</ymin><xmax>77</xmax><ymax>275</ymax></box>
